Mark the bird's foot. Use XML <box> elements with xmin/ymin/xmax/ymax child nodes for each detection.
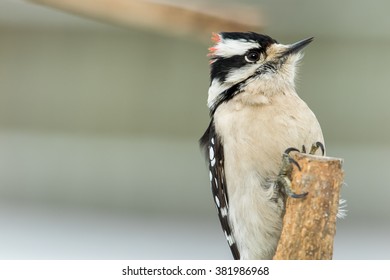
<box><xmin>276</xmin><ymin>142</ymin><xmax>324</xmax><ymax>199</ymax></box>
<box><xmin>301</xmin><ymin>141</ymin><xmax>325</xmax><ymax>156</ymax></box>
<box><xmin>276</xmin><ymin>148</ymin><xmax>307</xmax><ymax>198</ymax></box>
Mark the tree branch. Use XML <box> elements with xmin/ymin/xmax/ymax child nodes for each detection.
<box><xmin>273</xmin><ymin>153</ymin><xmax>344</xmax><ymax>260</ymax></box>
<box><xmin>28</xmin><ymin>0</ymin><xmax>263</xmax><ymax>39</ymax></box>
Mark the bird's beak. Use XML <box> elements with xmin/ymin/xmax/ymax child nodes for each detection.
<box><xmin>279</xmin><ymin>37</ymin><xmax>314</xmax><ymax>58</ymax></box>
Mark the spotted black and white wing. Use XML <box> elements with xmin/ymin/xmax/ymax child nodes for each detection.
<box><xmin>200</xmin><ymin>120</ymin><xmax>240</xmax><ymax>260</ymax></box>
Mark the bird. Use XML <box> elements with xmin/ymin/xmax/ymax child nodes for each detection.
<box><xmin>200</xmin><ymin>32</ymin><xmax>325</xmax><ymax>260</ymax></box>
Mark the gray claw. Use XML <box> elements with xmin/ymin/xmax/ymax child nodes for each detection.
<box><xmin>284</xmin><ymin>147</ymin><xmax>300</xmax><ymax>155</ymax></box>
<box><xmin>277</xmin><ymin>152</ymin><xmax>306</xmax><ymax>199</ymax></box>
<box><xmin>309</xmin><ymin>141</ymin><xmax>325</xmax><ymax>155</ymax></box>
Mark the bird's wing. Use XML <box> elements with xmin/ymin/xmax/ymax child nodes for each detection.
<box><xmin>200</xmin><ymin>120</ymin><xmax>240</xmax><ymax>260</ymax></box>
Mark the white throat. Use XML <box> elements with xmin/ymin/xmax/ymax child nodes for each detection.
<box><xmin>207</xmin><ymin>54</ymin><xmax>301</xmax><ymax>110</ymax></box>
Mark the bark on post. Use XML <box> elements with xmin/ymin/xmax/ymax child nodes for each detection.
<box><xmin>273</xmin><ymin>153</ymin><xmax>344</xmax><ymax>260</ymax></box>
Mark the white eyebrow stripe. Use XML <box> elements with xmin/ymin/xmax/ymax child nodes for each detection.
<box><xmin>214</xmin><ymin>39</ymin><xmax>261</xmax><ymax>57</ymax></box>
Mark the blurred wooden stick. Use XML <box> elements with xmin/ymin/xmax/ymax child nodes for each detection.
<box><xmin>273</xmin><ymin>153</ymin><xmax>344</xmax><ymax>260</ymax></box>
<box><xmin>28</xmin><ymin>0</ymin><xmax>263</xmax><ymax>39</ymax></box>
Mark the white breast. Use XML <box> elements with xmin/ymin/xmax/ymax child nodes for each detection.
<box><xmin>213</xmin><ymin>93</ymin><xmax>324</xmax><ymax>259</ymax></box>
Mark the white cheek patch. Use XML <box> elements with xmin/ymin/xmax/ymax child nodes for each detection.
<box><xmin>207</xmin><ymin>64</ymin><xmax>259</xmax><ymax>109</ymax></box>
<box><xmin>213</xmin><ymin>39</ymin><xmax>260</xmax><ymax>58</ymax></box>
<box><xmin>224</xmin><ymin>64</ymin><xmax>259</xmax><ymax>84</ymax></box>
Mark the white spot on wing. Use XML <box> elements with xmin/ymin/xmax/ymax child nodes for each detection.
<box><xmin>211</xmin><ymin>137</ymin><xmax>215</xmax><ymax>144</ymax></box>
<box><xmin>214</xmin><ymin>178</ymin><xmax>218</xmax><ymax>188</ymax></box>
<box><xmin>220</xmin><ymin>207</ymin><xmax>228</xmax><ymax>217</ymax></box>
<box><xmin>209</xmin><ymin>146</ymin><xmax>214</xmax><ymax>160</ymax></box>
<box><xmin>210</xmin><ymin>158</ymin><xmax>216</xmax><ymax>167</ymax></box>
<box><xmin>224</xmin><ymin>231</ymin><xmax>235</xmax><ymax>246</ymax></box>
<box><xmin>209</xmin><ymin>170</ymin><xmax>213</xmax><ymax>181</ymax></box>
<box><xmin>215</xmin><ymin>196</ymin><xmax>220</xmax><ymax>208</ymax></box>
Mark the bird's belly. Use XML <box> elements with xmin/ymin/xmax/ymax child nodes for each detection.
<box><xmin>214</xmin><ymin>97</ymin><xmax>324</xmax><ymax>259</ymax></box>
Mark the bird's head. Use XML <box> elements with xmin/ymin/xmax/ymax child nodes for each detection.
<box><xmin>207</xmin><ymin>32</ymin><xmax>313</xmax><ymax>113</ymax></box>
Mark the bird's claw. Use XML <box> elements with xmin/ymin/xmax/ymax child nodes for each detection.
<box><xmin>302</xmin><ymin>141</ymin><xmax>325</xmax><ymax>156</ymax></box>
<box><xmin>283</xmin><ymin>147</ymin><xmax>301</xmax><ymax>171</ymax></box>
<box><xmin>275</xmin><ymin>142</ymin><xmax>324</xmax><ymax>199</ymax></box>
<box><xmin>276</xmin><ymin>150</ymin><xmax>307</xmax><ymax>199</ymax></box>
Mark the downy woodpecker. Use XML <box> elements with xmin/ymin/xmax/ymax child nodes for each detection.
<box><xmin>200</xmin><ymin>32</ymin><xmax>324</xmax><ymax>260</ymax></box>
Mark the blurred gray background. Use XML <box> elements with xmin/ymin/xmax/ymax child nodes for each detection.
<box><xmin>1</xmin><ymin>0</ymin><xmax>389</xmax><ymax>259</ymax></box>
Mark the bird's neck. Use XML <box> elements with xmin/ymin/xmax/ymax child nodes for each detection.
<box><xmin>233</xmin><ymin>77</ymin><xmax>298</xmax><ymax>106</ymax></box>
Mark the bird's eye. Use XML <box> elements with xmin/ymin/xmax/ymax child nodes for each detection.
<box><xmin>245</xmin><ymin>51</ymin><xmax>260</xmax><ymax>63</ymax></box>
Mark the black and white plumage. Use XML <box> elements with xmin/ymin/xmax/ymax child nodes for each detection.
<box><xmin>200</xmin><ymin>32</ymin><xmax>324</xmax><ymax>260</ymax></box>
<box><xmin>200</xmin><ymin>120</ymin><xmax>240</xmax><ymax>259</ymax></box>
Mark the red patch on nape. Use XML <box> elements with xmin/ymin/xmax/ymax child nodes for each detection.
<box><xmin>207</xmin><ymin>46</ymin><xmax>218</xmax><ymax>57</ymax></box>
<box><xmin>208</xmin><ymin>33</ymin><xmax>221</xmax><ymax>59</ymax></box>
<box><xmin>211</xmin><ymin>32</ymin><xmax>221</xmax><ymax>43</ymax></box>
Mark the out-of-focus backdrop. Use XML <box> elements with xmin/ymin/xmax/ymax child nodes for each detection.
<box><xmin>1</xmin><ymin>0</ymin><xmax>389</xmax><ymax>259</ymax></box>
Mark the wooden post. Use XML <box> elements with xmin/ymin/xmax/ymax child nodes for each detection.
<box><xmin>273</xmin><ymin>153</ymin><xmax>344</xmax><ymax>260</ymax></box>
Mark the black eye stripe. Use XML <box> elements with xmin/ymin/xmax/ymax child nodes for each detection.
<box><xmin>210</xmin><ymin>55</ymin><xmax>247</xmax><ymax>83</ymax></box>
<box><xmin>211</xmin><ymin>47</ymin><xmax>267</xmax><ymax>82</ymax></box>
